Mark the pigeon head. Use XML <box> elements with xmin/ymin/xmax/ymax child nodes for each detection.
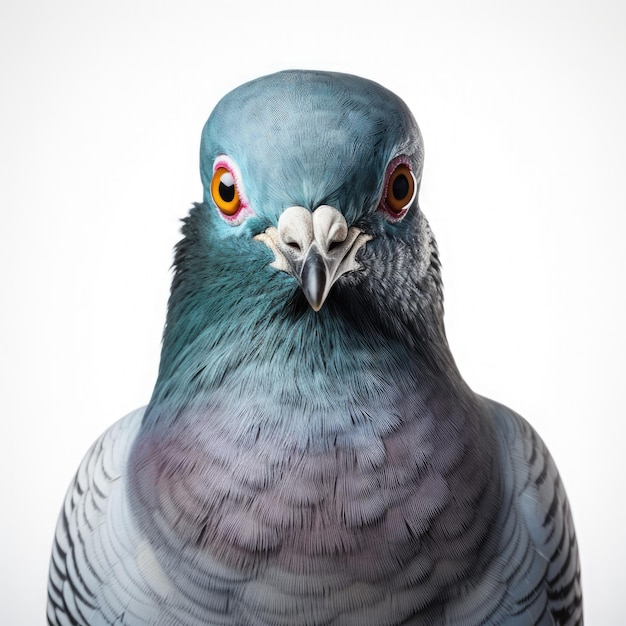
<box><xmin>198</xmin><ymin>70</ymin><xmax>431</xmax><ymax>314</ymax></box>
<box><xmin>147</xmin><ymin>71</ymin><xmax>452</xmax><ymax>431</ymax></box>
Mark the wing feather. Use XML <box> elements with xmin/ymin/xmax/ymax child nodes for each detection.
<box><xmin>47</xmin><ymin>408</ymin><xmax>148</xmax><ymax>626</ymax></box>
<box><xmin>490</xmin><ymin>400</ymin><xmax>583</xmax><ymax>625</ymax></box>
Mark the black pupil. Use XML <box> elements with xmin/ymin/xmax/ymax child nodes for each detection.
<box><xmin>392</xmin><ymin>174</ymin><xmax>410</xmax><ymax>201</ymax></box>
<box><xmin>219</xmin><ymin>177</ymin><xmax>235</xmax><ymax>203</ymax></box>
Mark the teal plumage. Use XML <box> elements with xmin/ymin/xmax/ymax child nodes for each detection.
<box><xmin>48</xmin><ymin>70</ymin><xmax>582</xmax><ymax>625</ymax></box>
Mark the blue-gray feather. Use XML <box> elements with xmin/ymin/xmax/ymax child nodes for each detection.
<box><xmin>48</xmin><ymin>70</ymin><xmax>582</xmax><ymax>625</ymax></box>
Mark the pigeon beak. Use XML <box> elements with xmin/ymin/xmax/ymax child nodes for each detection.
<box><xmin>254</xmin><ymin>205</ymin><xmax>371</xmax><ymax>311</ymax></box>
<box><xmin>298</xmin><ymin>244</ymin><xmax>328</xmax><ymax>311</ymax></box>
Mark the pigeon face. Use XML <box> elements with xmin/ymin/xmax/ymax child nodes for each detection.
<box><xmin>199</xmin><ymin>70</ymin><xmax>433</xmax><ymax>310</ymax></box>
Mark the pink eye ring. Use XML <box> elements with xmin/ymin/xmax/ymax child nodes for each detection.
<box><xmin>210</xmin><ymin>156</ymin><xmax>253</xmax><ymax>225</ymax></box>
<box><xmin>378</xmin><ymin>157</ymin><xmax>416</xmax><ymax>220</ymax></box>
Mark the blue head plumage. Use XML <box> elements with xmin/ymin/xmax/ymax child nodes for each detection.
<box><xmin>199</xmin><ymin>70</ymin><xmax>424</xmax><ymax>231</ymax></box>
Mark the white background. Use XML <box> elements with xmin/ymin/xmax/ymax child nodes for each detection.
<box><xmin>1</xmin><ymin>0</ymin><xmax>624</xmax><ymax>623</ymax></box>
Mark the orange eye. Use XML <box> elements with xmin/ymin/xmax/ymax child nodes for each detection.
<box><xmin>211</xmin><ymin>167</ymin><xmax>241</xmax><ymax>216</ymax></box>
<box><xmin>385</xmin><ymin>163</ymin><xmax>415</xmax><ymax>214</ymax></box>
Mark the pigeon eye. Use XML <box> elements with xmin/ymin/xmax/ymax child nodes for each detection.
<box><xmin>386</xmin><ymin>164</ymin><xmax>415</xmax><ymax>214</ymax></box>
<box><xmin>379</xmin><ymin>158</ymin><xmax>416</xmax><ymax>220</ymax></box>
<box><xmin>211</xmin><ymin>167</ymin><xmax>241</xmax><ymax>216</ymax></box>
<box><xmin>209</xmin><ymin>156</ymin><xmax>253</xmax><ymax>226</ymax></box>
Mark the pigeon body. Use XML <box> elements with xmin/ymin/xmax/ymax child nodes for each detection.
<box><xmin>48</xmin><ymin>71</ymin><xmax>582</xmax><ymax>625</ymax></box>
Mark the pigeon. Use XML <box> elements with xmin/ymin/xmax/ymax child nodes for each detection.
<box><xmin>47</xmin><ymin>70</ymin><xmax>583</xmax><ymax>625</ymax></box>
